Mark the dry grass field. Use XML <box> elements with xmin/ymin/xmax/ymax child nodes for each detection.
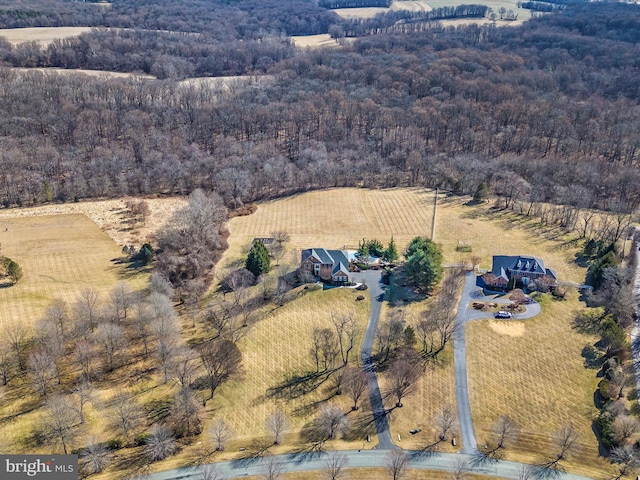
<box><xmin>436</xmin><ymin>195</ymin><xmax>585</xmax><ymax>283</ymax></box>
<box><xmin>332</xmin><ymin>0</ymin><xmax>432</xmax><ymax>19</ymax></box>
<box><xmin>290</xmin><ymin>34</ymin><xmax>342</xmax><ymax>48</ymax></box>
<box><xmin>0</xmin><ymin>188</ymin><xmax>604</xmax><ymax>478</ymax></box>
<box><xmin>220</xmin><ymin>188</ymin><xmax>435</xmax><ymax>270</ymax></box>
<box><xmin>377</xmin><ymin>302</ymin><xmax>458</xmax><ymax>452</ymax></box>
<box><xmin>0</xmin><ymin>27</ymin><xmax>92</xmax><ymax>45</ymax></box>
<box><xmin>0</xmin><ymin>213</ymin><xmax>148</xmax><ymax>329</ymax></box>
<box><xmin>466</xmin><ymin>291</ymin><xmax>609</xmax><ymax>477</ymax></box>
<box><xmin>208</xmin><ymin>287</ymin><xmax>373</xmax><ymax>449</ymax></box>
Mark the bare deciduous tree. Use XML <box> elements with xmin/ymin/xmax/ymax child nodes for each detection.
<box><xmin>434</xmin><ymin>405</ymin><xmax>459</xmax><ymax>442</ymax></box>
<box><xmin>311</xmin><ymin>327</ymin><xmax>339</xmax><ymax>372</ymax></box>
<box><xmin>73</xmin><ymin>340</ymin><xmax>97</xmax><ymax>381</ymax></box>
<box><xmin>375</xmin><ymin>314</ymin><xmax>404</xmax><ymax>363</ymax></box>
<box><xmin>199</xmin><ymin>339</ymin><xmax>242</xmax><ymax>401</ymax></box>
<box><xmin>108</xmin><ymin>391</ymin><xmax>144</xmax><ymax>445</ymax></box>
<box><xmin>35</xmin><ymin>315</ymin><xmax>65</xmax><ymax>384</ymax></box>
<box><xmin>0</xmin><ymin>340</ymin><xmax>14</xmax><ymax>385</ymax></box>
<box><xmin>611</xmin><ymin>444</ymin><xmax>640</xmax><ymax>479</ymax></box>
<box><xmin>344</xmin><ymin>365</ymin><xmax>368</xmax><ymax>411</ymax></box>
<box><xmin>156</xmin><ymin>333</ymin><xmax>179</xmax><ymax>384</ymax></box>
<box><xmin>28</xmin><ymin>350</ymin><xmax>56</xmax><ymax>398</ymax></box>
<box><xmin>96</xmin><ymin>322</ymin><xmax>126</xmax><ymax>372</ymax></box>
<box><xmin>170</xmin><ymin>346</ymin><xmax>199</xmax><ymax>389</ymax></box>
<box><xmin>613</xmin><ymin>415</ymin><xmax>639</xmax><ymax>445</ymax></box>
<box><xmin>210</xmin><ymin>418</ymin><xmax>232</xmax><ymax>452</ymax></box>
<box><xmin>266</xmin><ymin>408</ymin><xmax>289</xmax><ymax>445</ymax></box>
<box><xmin>81</xmin><ymin>436</ymin><xmax>111</xmax><ymax>474</ymax></box>
<box><xmin>317</xmin><ymin>404</ymin><xmax>349</xmax><ymax>441</ymax></box>
<box><xmin>43</xmin><ymin>298</ymin><xmax>69</xmax><ymax>340</ymax></box>
<box><xmin>170</xmin><ymin>387</ymin><xmax>203</xmax><ymax>437</ymax></box>
<box><xmin>109</xmin><ymin>282</ymin><xmax>134</xmax><ymax>323</ymax></box>
<box><xmin>323</xmin><ymin>452</ymin><xmax>347</xmax><ymax>480</ymax></box>
<box><xmin>4</xmin><ymin>322</ymin><xmax>29</xmax><ymax>371</ymax></box>
<box><xmin>73</xmin><ymin>289</ymin><xmax>101</xmax><ymax>334</ymax></box>
<box><xmin>331</xmin><ymin>311</ymin><xmax>358</xmax><ymax>366</ymax></box>
<box><xmin>43</xmin><ymin>394</ymin><xmax>79</xmax><ymax>454</ymax></box>
<box><xmin>386</xmin><ymin>350</ymin><xmax>421</xmax><ymax>407</ymax></box>
<box><xmin>145</xmin><ymin>424</ymin><xmax>177</xmax><ymax>461</ymax></box>
<box><xmin>385</xmin><ymin>449</ymin><xmax>409</xmax><ymax>480</ymax></box>
<box><xmin>544</xmin><ymin>424</ymin><xmax>579</xmax><ymax>468</ymax></box>
<box><xmin>481</xmin><ymin>415</ymin><xmax>518</xmax><ymax>458</ymax></box>
<box><xmin>73</xmin><ymin>380</ymin><xmax>94</xmax><ymax>424</ymax></box>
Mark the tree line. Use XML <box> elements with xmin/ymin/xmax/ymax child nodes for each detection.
<box><xmin>337</xmin><ymin>4</ymin><xmax>489</xmax><ymax>37</ymax></box>
<box><xmin>319</xmin><ymin>0</ymin><xmax>391</xmax><ymax>9</ymax></box>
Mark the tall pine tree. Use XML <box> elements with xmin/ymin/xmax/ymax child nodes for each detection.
<box><xmin>245</xmin><ymin>241</ymin><xmax>270</xmax><ymax>277</ymax></box>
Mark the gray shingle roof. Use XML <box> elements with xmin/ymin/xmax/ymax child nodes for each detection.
<box><xmin>491</xmin><ymin>255</ymin><xmax>547</xmax><ymax>277</ymax></box>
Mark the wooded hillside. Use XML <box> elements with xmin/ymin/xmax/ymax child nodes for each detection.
<box><xmin>0</xmin><ymin>3</ymin><xmax>639</xmax><ymax>228</ymax></box>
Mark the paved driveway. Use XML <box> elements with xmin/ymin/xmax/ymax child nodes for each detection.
<box><xmin>352</xmin><ymin>270</ymin><xmax>394</xmax><ymax>449</ymax></box>
<box><xmin>454</xmin><ymin>272</ymin><xmax>541</xmax><ymax>454</ymax></box>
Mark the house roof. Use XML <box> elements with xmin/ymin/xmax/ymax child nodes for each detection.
<box><xmin>491</xmin><ymin>255</ymin><xmax>547</xmax><ymax>277</ymax></box>
<box><xmin>302</xmin><ymin>248</ymin><xmax>333</xmax><ymax>264</ymax></box>
<box><xmin>301</xmin><ymin>248</ymin><xmax>351</xmax><ymax>276</ymax></box>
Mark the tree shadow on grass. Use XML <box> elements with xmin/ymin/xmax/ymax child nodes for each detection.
<box><xmin>265</xmin><ymin>370</ymin><xmax>332</xmax><ymax>401</ymax></box>
<box><xmin>342</xmin><ymin>407</ymin><xmax>378</xmax><ymax>442</ymax></box>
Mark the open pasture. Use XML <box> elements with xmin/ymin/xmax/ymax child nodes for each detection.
<box><xmin>0</xmin><ymin>26</ymin><xmax>92</xmax><ymax>45</ymax></box>
<box><xmin>221</xmin><ymin>188</ymin><xmax>436</xmax><ymax>270</ymax></box>
<box><xmin>332</xmin><ymin>0</ymin><xmax>432</xmax><ymax>19</ymax></box>
<box><xmin>0</xmin><ymin>213</ymin><xmax>146</xmax><ymax>329</ymax></box>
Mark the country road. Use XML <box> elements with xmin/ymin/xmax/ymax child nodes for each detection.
<box><xmin>146</xmin><ymin>450</ymin><xmax>594</xmax><ymax>480</ymax></box>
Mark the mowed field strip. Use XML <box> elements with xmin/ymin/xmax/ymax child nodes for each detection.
<box><xmin>0</xmin><ymin>214</ymin><xmax>145</xmax><ymax>329</ymax></box>
<box><xmin>221</xmin><ymin>188</ymin><xmax>435</xmax><ymax>269</ymax></box>
<box><xmin>0</xmin><ymin>27</ymin><xmax>93</xmax><ymax>45</ymax></box>
<box><xmin>0</xmin><ymin>198</ymin><xmax>184</xmax><ymax>329</ymax></box>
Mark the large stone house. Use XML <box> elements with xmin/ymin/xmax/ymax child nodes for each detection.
<box><xmin>481</xmin><ymin>255</ymin><xmax>557</xmax><ymax>289</ymax></box>
<box><xmin>300</xmin><ymin>248</ymin><xmax>351</xmax><ymax>283</ymax></box>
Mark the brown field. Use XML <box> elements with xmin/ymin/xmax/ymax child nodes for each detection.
<box><xmin>290</xmin><ymin>34</ymin><xmax>342</xmax><ymax>48</ymax></box>
<box><xmin>332</xmin><ymin>0</ymin><xmax>432</xmax><ymax>19</ymax></box>
<box><xmin>0</xmin><ymin>214</ymin><xmax>148</xmax><ymax>329</ymax></box>
<box><xmin>219</xmin><ymin>188</ymin><xmax>436</xmax><ymax>270</ymax></box>
<box><xmin>0</xmin><ymin>27</ymin><xmax>92</xmax><ymax>45</ymax></box>
<box><xmin>466</xmin><ymin>291</ymin><xmax>610</xmax><ymax>477</ymax></box>
<box><xmin>378</xmin><ymin>302</ymin><xmax>459</xmax><ymax>452</ymax></box>
<box><xmin>0</xmin><ymin>188</ymin><xmax>603</xmax><ymax>478</ymax></box>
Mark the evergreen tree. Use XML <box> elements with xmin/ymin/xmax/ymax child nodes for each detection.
<box><xmin>383</xmin><ymin>237</ymin><xmax>399</xmax><ymax>262</ymax></box>
<box><xmin>246</xmin><ymin>241</ymin><xmax>270</xmax><ymax>277</ymax></box>
<box><xmin>473</xmin><ymin>181</ymin><xmax>490</xmax><ymax>203</ymax></box>
<box><xmin>404</xmin><ymin>237</ymin><xmax>443</xmax><ymax>293</ymax></box>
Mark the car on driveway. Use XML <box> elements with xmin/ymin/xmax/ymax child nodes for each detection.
<box><xmin>495</xmin><ymin>311</ymin><xmax>512</xmax><ymax>319</ymax></box>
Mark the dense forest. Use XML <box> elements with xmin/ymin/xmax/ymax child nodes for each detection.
<box><xmin>0</xmin><ymin>2</ymin><xmax>639</xmax><ymax>231</ymax></box>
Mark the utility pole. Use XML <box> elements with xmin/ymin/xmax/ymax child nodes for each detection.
<box><xmin>431</xmin><ymin>188</ymin><xmax>438</xmax><ymax>241</ymax></box>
